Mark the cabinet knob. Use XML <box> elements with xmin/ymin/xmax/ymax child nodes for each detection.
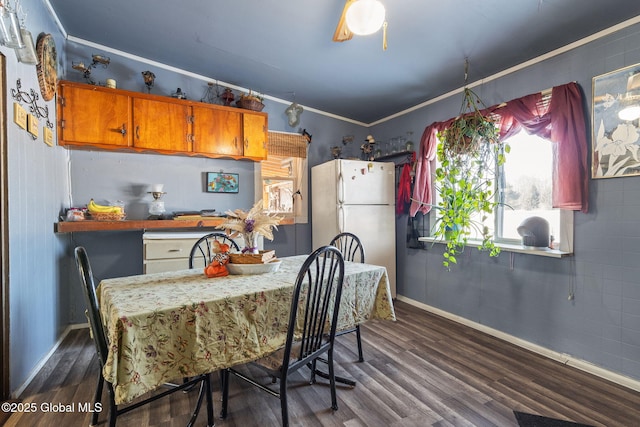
<box><xmin>120</xmin><ymin>124</ymin><xmax>127</xmax><ymax>136</ymax></box>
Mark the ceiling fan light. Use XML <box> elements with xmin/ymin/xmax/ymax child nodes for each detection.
<box><xmin>345</xmin><ymin>0</ymin><xmax>385</xmax><ymax>36</ymax></box>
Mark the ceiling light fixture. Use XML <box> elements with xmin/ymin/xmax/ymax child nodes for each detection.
<box><xmin>345</xmin><ymin>0</ymin><xmax>385</xmax><ymax>35</ymax></box>
<box><xmin>0</xmin><ymin>3</ymin><xmax>23</xmax><ymax>49</ymax></box>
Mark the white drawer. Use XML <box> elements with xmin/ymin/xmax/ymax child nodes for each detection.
<box><xmin>142</xmin><ymin>233</ymin><xmax>262</xmax><ymax>274</ymax></box>
<box><xmin>144</xmin><ymin>258</ymin><xmax>190</xmax><ymax>274</ymax></box>
<box><xmin>144</xmin><ymin>238</ymin><xmax>196</xmax><ymax>260</ymax></box>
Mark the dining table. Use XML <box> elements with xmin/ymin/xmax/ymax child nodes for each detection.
<box><xmin>97</xmin><ymin>255</ymin><xmax>396</xmax><ymax>405</ymax></box>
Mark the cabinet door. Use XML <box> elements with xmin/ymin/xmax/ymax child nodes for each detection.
<box><xmin>192</xmin><ymin>105</ymin><xmax>243</xmax><ymax>156</ymax></box>
<box><xmin>132</xmin><ymin>98</ymin><xmax>191</xmax><ymax>151</ymax></box>
<box><xmin>242</xmin><ymin>112</ymin><xmax>268</xmax><ymax>159</ymax></box>
<box><xmin>58</xmin><ymin>83</ymin><xmax>131</xmax><ymax>147</ymax></box>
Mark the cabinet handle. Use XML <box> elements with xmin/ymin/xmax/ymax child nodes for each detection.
<box><xmin>168</xmin><ymin>249</ymin><xmax>182</xmax><ymax>252</ymax></box>
<box><xmin>136</xmin><ymin>125</ymin><xmax>140</xmax><ymax>139</ymax></box>
<box><xmin>234</xmin><ymin>137</ymin><xmax>237</xmax><ymax>148</ymax></box>
<box><xmin>120</xmin><ymin>124</ymin><xmax>127</xmax><ymax>136</ymax></box>
<box><xmin>245</xmin><ymin>138</ymin><xmax>249</xmax><ymax>148</ymax></box>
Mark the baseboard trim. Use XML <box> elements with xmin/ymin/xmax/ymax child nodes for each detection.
<box><xmin>396</xmin><ymin>295</ymin><xmax>640</xmax><ymax>393</ymax></box>
<box><xmin>11</xmin><ymin>323</ymin><xmax>88</xmax><ymax>398</ymax></box>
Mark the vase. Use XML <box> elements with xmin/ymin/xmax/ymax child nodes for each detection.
<box><xmin>444</xmin><ymin>224</ymin><xmax>461</xmax><ymax>241</ymax></box>
<box><xmin>243</xmin><ymin>233</ymin><xmax>260</xmax><ymax>254</ymax></box>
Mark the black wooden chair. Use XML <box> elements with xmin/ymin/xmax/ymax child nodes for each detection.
<box><xmin>329</xmin><ymin>232</ymin><xmax>366</xmax><ymax>362</ymax></box>
<box><xmin>220</xmin><ymin>246</ymin><xmax>345</xmax><ymax>427</ymax></box>
<box><xmin>186</xmin><ymin>232</ymin><xmax>240</xmax><ymax>389</ymax></box>
<box><xmin>74</xmin><ymin>246</ymin><xmax>214</xmax><ymax>427</ymax></box>
<box><xmin>189</xmin><ymin>232</ymin><xmax>240</xmax><ymax>269</ymax></box>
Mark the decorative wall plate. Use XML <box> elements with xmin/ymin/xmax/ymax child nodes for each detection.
<box><xmin>36</xmin><ymin>34</ymin><xmax>57</xmax><ymax>101</ymax></box>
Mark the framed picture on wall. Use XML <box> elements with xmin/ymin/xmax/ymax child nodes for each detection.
<box><xmin>206</xmin><ymin>172</ymin><xmax>239</xmax><ymax>193</ymax></box>
<box><xmin>592</xmin><ymin>62</ymin><xmax>640</xmax><ymax>178</ymax></box>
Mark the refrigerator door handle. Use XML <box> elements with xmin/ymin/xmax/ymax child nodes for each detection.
<box><xmin>337</xmin><ymin>204</ymin><xmax>344</xmax><ymax>233</ymax></box>
<box><xmin>337</xmin><ymin>172</ymin><xmax>344</xmax><ymax>204</ymax></box>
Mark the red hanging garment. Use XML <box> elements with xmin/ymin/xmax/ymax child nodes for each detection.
<box><xmin>396</xmin><ymin>163</ymin><xmax>412</xmax><ymax>215</ymax></box>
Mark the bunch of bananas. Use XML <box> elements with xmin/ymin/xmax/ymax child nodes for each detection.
<box><xmin>87</xmin><ymin>199</ymin><xmax>124</xmax><ymax>214</ymax></box>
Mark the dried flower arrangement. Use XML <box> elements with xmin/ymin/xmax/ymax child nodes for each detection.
<box><xmin>216</xmin><ymin>200</ymin><xmax>283</xmax><ymax>254</ymax></box>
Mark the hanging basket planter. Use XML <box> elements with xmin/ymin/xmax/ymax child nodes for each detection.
<box><xmin>439</xmin><ymin>88</ymin><xmax>500</xmax><ymax>157</ymax></box>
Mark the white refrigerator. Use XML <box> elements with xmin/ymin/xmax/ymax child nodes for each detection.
<box><xmin>312</xmin><ymin>159</ymin><xmax>396</xmax><ymax>297</ymax></box>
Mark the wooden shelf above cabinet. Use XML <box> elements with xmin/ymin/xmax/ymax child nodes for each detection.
<box><xmin>55</xmin><ymin>217</ymin><xmax>293</xmax><ymax>233</ymax></box>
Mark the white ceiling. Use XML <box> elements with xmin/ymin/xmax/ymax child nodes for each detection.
<box><xmin>47</xmin><ymin>0</ymin><xmax>640</xmax><ymax>124</ymax></box>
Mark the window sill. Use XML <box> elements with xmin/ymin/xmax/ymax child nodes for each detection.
<box><xmin>417</xmin><ymin>237</ymin><xmax>572</xmax><ymax>258</ymax></box>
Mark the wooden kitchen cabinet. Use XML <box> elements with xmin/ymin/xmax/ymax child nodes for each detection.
<box><xmin>57</xmin><ymin>80</ymin><xmax>268</xmax><ymax>161</ymax></box>
<box><xmin>132</xmin><ymin>97</ymin><xmax>191</xmax><ymax>152</ymax></box>
<box><xmin>242</xmin><ymin>112</ymin><xmax>268</xmax><ymax>159</ymax></box>
<box><xmin>58</xmin><ymin>82</ymin><xmax>132</xmax><ymax>148</ymax></box>
<box><xmin>191</xmin><ymin>105</ymin><xmax>243</xmax><ymax>156</ymax></box>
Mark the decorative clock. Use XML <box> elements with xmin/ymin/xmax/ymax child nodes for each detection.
<box><xmin>36</xmin><ymin>34</ymin><xmax>57</xmax><ymax>101</ymax></box>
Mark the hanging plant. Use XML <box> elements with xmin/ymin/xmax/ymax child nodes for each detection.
<box><xmin>432</xmin><ymin>87</ymin><xmax>509</xmax><ymax>269</ymax></box>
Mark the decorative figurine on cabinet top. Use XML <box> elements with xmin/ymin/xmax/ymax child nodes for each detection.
<box><xmin>141</xmin><ymin>70</ymin><xmax>155</xmax><ymax>93</ymax></box>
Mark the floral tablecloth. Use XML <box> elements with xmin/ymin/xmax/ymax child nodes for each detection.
<box><xmin>98</xmin><ymin>255</ymin><xmax>396</xmax><ymax>405</ymax></box>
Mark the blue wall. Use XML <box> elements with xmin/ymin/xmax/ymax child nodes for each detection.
<box><xmin>2</xmin><ymin>0</ymin><xmax>69</xmax><ymax>394</ymax></box>
<box><xmin>372</xmin><ymin>22</ymin><xmax>640</xmax><ymax>382</ymax></box>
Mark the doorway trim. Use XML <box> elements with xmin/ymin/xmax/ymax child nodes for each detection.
<box><xmin>1</xmin><ymin>53</ymin><xmax>10</xmax><ymax>401</ymax></box>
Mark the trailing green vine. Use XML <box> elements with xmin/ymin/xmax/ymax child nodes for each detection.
<box><xmin>432</xmin><ymin>87</ymin><xmax>509</xmax><ymax>269</ymax></box>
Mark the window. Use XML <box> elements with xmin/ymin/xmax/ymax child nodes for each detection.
<box><xmin>260</xmin><ymin>155</ymin><xmax>297</xmax><ymax>214</ymax></box>
<box><xmin>255</xmin><ymin>131</ymin><xmax>308</xmax><ymax>223</ymax></box>
<box><xmin>497</xmin><ymin>131</ymin><xmax>560</xmax><ymax>244</ymax></box>
<box><xmin>431</xmin><ymin>129</ymin><xmax>573</xmax><ymax>254</ymax></box>
<box><xmin>415</xmin><ymin>83</ymin><xmax>587</xmax><ymax>256</ymax></box>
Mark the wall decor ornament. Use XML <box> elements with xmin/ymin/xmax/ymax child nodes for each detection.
<box><xmin>35</xmin><ymin>33</ymin><xmax>56</xmax><ymax>100</ymax></box>
<box><xmin>206</xmin><ymin>172</ymin><xmax>239</xmax><ymax>193</ymax></box>
<box><xmin>27</xmin><ymin>114</ymin><xmax>38</xmax><ymax>137</ymax></box>
<box><xmin>11</xmin><ymin>79</ymin><xmax>53</xmax><ymax>140</ymax></box>
<box><xmin>285</xmin><ymin>102</ymin><xmax>303</xmax><ymax>127</ymax></box>
<box><xmin>13</xmin><ymin>102</ymin><xmax>26</xmax><ymax>129</ymax></box>
<box><xmin>592</xmin><ymin>62</ymin><xmax>640</xmax><ymax>178</ymax></box>
<box><xmin>71</xmin><ymin>53</ymin><xmax>110</xmax><ymax>85</ymax></box>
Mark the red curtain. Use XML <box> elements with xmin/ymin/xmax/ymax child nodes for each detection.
<box><xmin>409</xmin><ymin>82</ymin><xmax>589</xmax><ymax>216</ymax></box>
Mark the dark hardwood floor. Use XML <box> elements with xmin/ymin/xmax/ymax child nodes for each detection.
<box><xmin>4</xmin><ymin>300</ymin><xmax>640</xmax><ymax>426</ymax></box>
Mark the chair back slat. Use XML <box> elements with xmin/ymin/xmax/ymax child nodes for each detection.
<box><xmin>330</xmin><ymin>232</ymin><xmax>365</xmax><ymax>263</ymax></box>
<box><xmin>189</xmin><ymin>232</ymin><xmax>240</xmax><ymax>269</ymax></box>
<box><xmin>74</xmin><ymin>246</ymin><xmax>110</xmax><ymax>367</ymax></box>
<box><xmin>286</xmin><ymin>246</ymin><xmax>344</xmax><ymax>365</ymax></box>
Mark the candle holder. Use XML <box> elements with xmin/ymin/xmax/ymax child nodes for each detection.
<box><xmin>148</xmin><ymin>191</ymin><xmax>166</xmax><ymax>218</ymax></box>
<box><xmin>72</xmin><ymin>54</ymin><xmax>111</xmax><ymax>85</ymax></box>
